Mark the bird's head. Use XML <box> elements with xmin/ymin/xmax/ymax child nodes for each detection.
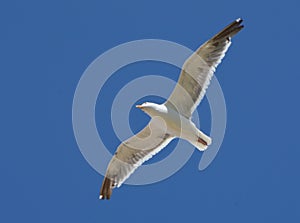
<box><xmin>135</xmin><ymin>102</ymin><xmax>163</xmax><ymax>117</ymax></box>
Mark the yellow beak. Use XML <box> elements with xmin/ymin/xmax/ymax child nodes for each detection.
<box><xmin>136</xmin><ymin>105</ymin><xmax>143</xmax><ymax>109</ymax></box>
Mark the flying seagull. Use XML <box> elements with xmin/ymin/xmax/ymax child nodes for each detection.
<box><xmin>100</xmin><ymin>18</ymin><xmax>244</xmax><ymax>199</ymax></box>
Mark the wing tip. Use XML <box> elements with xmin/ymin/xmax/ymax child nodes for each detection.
<box><xmin>236</xmin><ymin>18</ymin><xmax>243</xmax><ymax>23</ymax></box>
<box><xmin>212</xmin><ymin>18</ymin><xmax>244</xmax><ymax>41</ymax></box>
<box><xmin>99</xmin><ymin>177</ymin><xmax>113</xmax><ymax>200</ymax></box>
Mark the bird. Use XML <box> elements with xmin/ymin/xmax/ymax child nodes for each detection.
<box><xmin>100</xmin><ymin>18</ymin><xmax>244</xmax><ymax>199</ymax></box>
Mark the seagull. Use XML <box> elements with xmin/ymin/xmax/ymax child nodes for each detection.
<box><xmin>100</xmin><ymin>18</ymin><xmax>244</xmax><ymax>199</ymax></box>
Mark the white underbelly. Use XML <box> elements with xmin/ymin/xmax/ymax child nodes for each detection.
<box><xmin>161</xmin><ymin>111</ymin><xmax>197</xmax><ymax>140</ymax></box>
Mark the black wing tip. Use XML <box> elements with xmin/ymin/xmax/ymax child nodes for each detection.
<box><xmin>212</xmin><ymin>18</ymin><xmax>244</xmax><ymax>41</ymax></box>
<box><xmin>236</xmin><ymin>18</ymin><xmax>244</xmax><ymax>30</ymax></box>
<box><xmin>99</xmin><ymin>177</ymin><xmax>113</xmax><ymax>200</ymax></box>
<box><xmin>236</xmin><ymin>18</ymin><xmax>243</xmax><ymax>24</ymax></box>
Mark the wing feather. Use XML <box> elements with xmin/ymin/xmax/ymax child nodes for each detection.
<box><xmin>166</xmin><ymin>19</ymin><xmax>244</xmax><ymax>118</ymax></box>
<box><xmin>100</xmin><ymin>118</ymin><xmax>174</xmax><ymax>199</ymax></box>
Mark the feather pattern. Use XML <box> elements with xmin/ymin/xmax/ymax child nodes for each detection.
<box><xmin>100</xmin><ymin>118</ymin><xmax>174</xmax><ymax>199</ymax></box>
<box><xmin>166</xmin><ymin>19</ymin><xmax>243</xmax><ymax>118</ymax></box>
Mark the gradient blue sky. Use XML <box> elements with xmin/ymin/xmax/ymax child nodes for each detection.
<box><xmin>1</xmin><ymin>0</ymin><xmax>300</xmax><ymax>222</ymax></box>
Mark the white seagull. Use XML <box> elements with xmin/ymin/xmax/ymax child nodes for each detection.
<box><xmin>100</xmin><ymin>18</ymin><xmax>244</xmax><ymax>199</ymax></box>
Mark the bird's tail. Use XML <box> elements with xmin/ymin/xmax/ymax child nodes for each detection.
<box><xmin>189</xmin><ymin>130</ymin><xmax>212</xmax><ymax>151</ymax></box>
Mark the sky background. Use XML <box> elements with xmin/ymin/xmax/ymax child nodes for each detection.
<box><xmin>1</xmin><ymin>0</ymin><xmax>300</xmax><ymax>222</ymax></box>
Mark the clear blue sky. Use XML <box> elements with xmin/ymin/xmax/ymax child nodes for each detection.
<box><xmin>1</xmin><ymin>0</ymin><xmax>299</xmax><ymax>222</ymax></box>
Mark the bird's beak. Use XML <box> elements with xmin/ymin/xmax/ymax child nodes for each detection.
<box><xmin>136</xmin><ymin>104</ymin><xmax>143</xmax><ymax>109</ymax></box>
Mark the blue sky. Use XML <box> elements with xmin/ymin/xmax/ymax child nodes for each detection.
<box><xmin>1</xmin><ymin>0</ymin><xmax>300</xmax><ymax>222</ymax></box>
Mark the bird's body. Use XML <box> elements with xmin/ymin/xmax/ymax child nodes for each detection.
<box><xmin>140</xmin><ymin>103</ymin><xmax>211</xmax><ymax>151</ymax></box>
<box><xmin>100</xmin><ymin>18</ymin><xmax>244</xmax><ymax>199</ymax></box>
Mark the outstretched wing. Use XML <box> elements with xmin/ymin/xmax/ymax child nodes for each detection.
<box><xmin>166</xmin><ymin>18</ymin><xmax>244</xmax><ymax>118</ymax></box>
<box><xmin>100</xmin><ymin>118</ymin><xmax>174</xmax><ymax>199</ymax></box>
